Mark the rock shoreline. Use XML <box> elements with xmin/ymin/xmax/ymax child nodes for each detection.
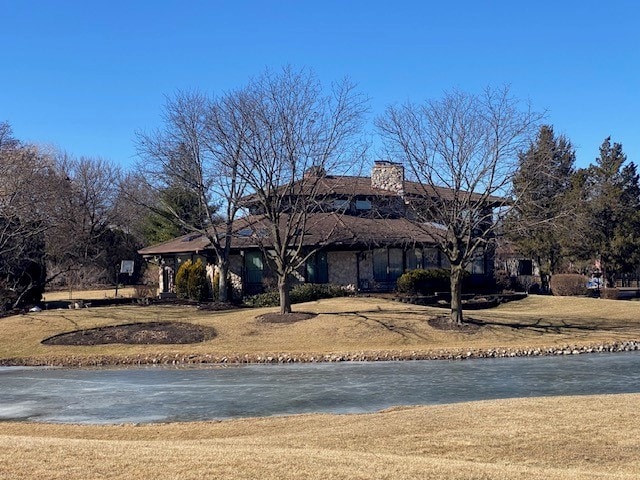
<box><xmin>2</xmin><ymin>340</ymin><xmax>640</xmax><ymax>368</ymax></box>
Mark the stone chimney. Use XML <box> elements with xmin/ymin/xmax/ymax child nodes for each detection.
<box><xmin>304</xmin><ymin>165</ymin><xmax>326</xmax><ymax>178</ymax></box>
<box><xmin>371</xmin><ymin>161</ymin><xmax>404</xmax><ymax>195</ymax></box>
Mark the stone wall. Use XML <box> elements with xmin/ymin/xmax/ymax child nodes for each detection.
<box><xmin>328</xmin><ymin>251</ymin><xmax>357</xmax><ymax>286</ymax></box>
<box><xmin>206</xmin><ymin>263</ymin><xmax>216</xmax><ymax>294</ymax></box>
<box><xmin>229</xmin><ymin>255</ymin><xmax>244</xmax><ymax>299</ymax></box>
<box><xmin>159</xmin><ymin>261</ymin><xmax>175</xmax><ymax>296</ymax></box>
<box><xmin>14</xmin><ymin>340</ymin><xmax>640</xmax><ymax>367</ymax></box>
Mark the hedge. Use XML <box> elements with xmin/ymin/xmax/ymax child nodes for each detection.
<box><xmin>396</xmin><ymin>269</ymin><xmax>450</xmax><ymax>295</ymax></box>
<box><xmin>549</xmin><ymin>274</ymin><xmax>589</xmax><ymax>296</ymax></box>
<box><xmin>245</xmin><ymin>283</ymin><xmax>349</xmax><ymax>308</ymax></box>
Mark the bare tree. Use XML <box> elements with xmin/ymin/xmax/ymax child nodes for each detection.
<box><xmin>113</xmin><ymin>171</ymin><xmax>159</xmax><ymax>243</ymax></box>
<box><xmin>377</xmin><ymin>87</ymin><xmax>541</xmax><ymax>325</ymax></box>
<box><xmin>234</xmin><ymin>67</ymin><xmax>368</xmax><ymax>314</ymax></box>
<box><xmin>136</xmin><ymin>90</ymin><xmax>249</xmax><ymax>302</ymax></box>
<box><xmin>0</xmin><ymin>121</ymin><xmax>19</xmax><ymax>150</ymax></box>
<box><xmin>45</xmin><ymin>154</ymin><xmax>123</xmax><ymax>287</ymax></box>
<box><xmin>0</xmin><ymin>127</ymin><xmax>61</xmax><ymax>307</ymax></box>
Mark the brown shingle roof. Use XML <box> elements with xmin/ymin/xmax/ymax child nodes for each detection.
<box><xmin>138</xmin><ymin>232</ymin><xmax>211</xmax><ymax>256</ymax></box>
<box><xmin>241</xmin><ymin>175</ymin><xmax>504</xmax><ymax>204</ymax></box>
<box><xmin>138</xmin><ymin>213</ymin><xmax>440</xmax><ymax>256</ymax></box>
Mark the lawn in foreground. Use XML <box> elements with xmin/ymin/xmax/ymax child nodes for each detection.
<box><xmin>0</xmin><ymin>394</ymin><xmax>638</xmax><ymax>479</ymax></box>
<box><xmin>2</xmin><ymin>295</ymin><xmax>640</xmax><ymax>364</ymax></box>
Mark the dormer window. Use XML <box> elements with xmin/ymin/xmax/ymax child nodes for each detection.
<box><xmin>355</xmin><ymin>199</ymin><xmax>372</xmax><ymax>210</ymax></box>
<box><xmin>332</xmin><ymin>199</ymin><xmax>349</xmax><ymax>211</ymax></box>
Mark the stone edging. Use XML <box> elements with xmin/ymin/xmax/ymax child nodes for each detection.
<box><xmin>1</xmin><ymin>340</ymin><xmax>639</xmax><ymax>368</ymax></box>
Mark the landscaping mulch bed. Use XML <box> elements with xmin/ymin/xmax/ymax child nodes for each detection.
<box><xmin>428</xmin><ymin>316</ymin><xmax>481</xmax><ymax>333</ymax></box>
<box><xmin>256</xmin><ymin>312</ymin><xmax>317</xmax><ymax>324</ymax></box>
<box><xmin>196</xmin><ymin>301</ymin><xmax>241</xmax><ymax>311</ymax></box>
<box><xmin>41</xmin><ymin>322</ymin><xmax>217</xmax><ymax>346</ymax></box>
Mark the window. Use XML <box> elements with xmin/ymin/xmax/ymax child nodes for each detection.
<box><xmin>518</xmin><ymin>259</ymin><xmax>533</xmax><ymax>276</ymax></box>
<box><xmin>245</xmin><ymin>251</ymin><xmax>263</xmax><ymax>285</ymax></box>
<box><xmin>388</xmin><ymin>249</ymin><xmax>403</xmax><ymax>281</ymax></box>
<box><xmin>331</xmin><ymin>199</ymin><xmax>349</xmax><ymax>211</ymax></box>
<box><xmin>306</xmin><ymin>251</ymin><xmax>328</xmax><ymax>283</ymax></box>
<box><xmin>423</xmin><ymin>248</ymin><xmax>440</xmax><ymax>269</ymax></box>
<box><xmin>373</xmin><ymin>248</ymin><xmax>404</xmax><ymax>282</ymax></box>
<box><xmin>470</xmin><ymin>256</ymin><xmax>485</xmax><ymax>274</ymax></box>
<box><xmin>406</xmin><ymin>248</ymin><xmax>422</xmax><ymax>270</ymax></box>
<box><xmin>373</xmin><ymin>249</ymin><xmax>388</xmax><ymax>282</ymax></box>
<box><xmin>355</xmin><ymin>199</ymin><xmax>372</xmax><ymax>210</ymax></box>
<box><xmin>467</xmin><ymin>250</ymin><xmax>485</xmax><ymax>275</ymax></box>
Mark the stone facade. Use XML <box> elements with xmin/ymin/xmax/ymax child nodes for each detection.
<box><xmin>371</xmin><ymin>160</ymin><xmax>404</xmax><ymax>196</ymax></box>
<box><xmin>328</xmin><ymin>251</ymin><xmax>358</xmax><ymax>287</ymax></box>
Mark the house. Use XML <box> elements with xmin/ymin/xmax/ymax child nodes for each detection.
<box><xmin>494</xmin><ymin>240</ymin><xmax>543</xmax><ymax>293</ymax></box>
<box><xmin>139</xmin><ymin>161</ymin><xmax>496</xmax><ymax>298</ymax></box>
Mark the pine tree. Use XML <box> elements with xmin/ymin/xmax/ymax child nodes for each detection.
<box><xmin>582</xmin><ymin>138</ymin><xmax>640</xmax><ymax>285</ymax></box>
<box><xmin>142</xmin><ymin>185</ymin><xmax>210</xmax><ymax>245</ymax></box>
<box><xmin>508</xmin><ymin>125</ymin><xmax>576</xmax><ymax>283</ymax></box>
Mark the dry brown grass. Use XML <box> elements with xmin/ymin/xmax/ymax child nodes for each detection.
<box><xmin>2</xmin><ymin>296</ymin><xmax>640</xmax><ymax>478</ymax></box>
<box><xmin>42</xmin><ymin>287</ymin><xmax>138</xmax><ymax>302</ymax></box>
<box><xmin>0</xmin><ymin>394</ymin><xmax>638</xmax><ymax>479</ymax></box>
<box><xmin>2</xmin><ymin>295</ymin><xmax>640</xmax><ymax>364</ymax></box>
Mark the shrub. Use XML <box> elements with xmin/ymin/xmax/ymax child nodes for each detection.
<box><xmin>188</xmin><ymin>259</ymin><xmax>210</xmax><ymax>302</ymax></box>
<box><xmin>174</xmin><ymin>259</ymin><xmax>210</xmax><ymax>301</ymax></box>
<box><xmin>493</xmin><ymin>269</ymin><xmax>513</xmax><ymax>292</ymax></box>
<box><xmin>601</xmin><ymin>288</ymin><xmax>620</xmax><ymax>300</ymax></box>
<box><xmin>174</xmin><ymin>260</ymin><xmax>192</xmax><ymax>299</ymax></box>
<box><xmin>133</xmin><ymin>284</ymin><xmax>157</xmax><ymax>299</ymax></box>
<box><xmin>549</xmin><ymin>274</ymin><xmax>589</xmax><ymax>296</ymax></box>
<box><xmin>290</xmin><ymin>283</ymin><xmax>349</xmax><ymax>303</ymax></box>
<box><xmin>245</xmin><ymin>283</ymin><xmax>349</xmax><ymax>308</ymax></box>
<box><xmin>245</xmin><ymin>290</ymin><xmax>281</xmax><ymax>308</ymax></box>
<box><xmin>396</xmin><ymin>269</ymin><xmax>450</xmax><ymax>295</ymax></box>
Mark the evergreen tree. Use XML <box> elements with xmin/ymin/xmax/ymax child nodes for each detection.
<box><xmin>508</xmin><ymin>125</ymin><xmax>576</xmax><ymax>284</ymax></box>
<box><xmin>582</xmin><ymin>138</ymin><xmax>640</xmax><ymax>285</ymax></box>
<box><xmin>611</xmin><ymin>162</ymin><xmax>640</xmax><ymax>282</ymax></box>
<box><xmin>142</xmin><ymin>184</ymin><xmax>211</xmax><ymax>245</ymax></box>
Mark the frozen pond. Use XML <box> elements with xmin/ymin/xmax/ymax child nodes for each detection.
<box><xmin>1</xmin><ymin>351</ymin><xmax>640</xmax><ymax>424</ymax></box>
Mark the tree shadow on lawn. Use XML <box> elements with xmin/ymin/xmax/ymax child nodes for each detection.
<box><xmin>463</xmin><ymin>316</ymin><xmax>639</xmax><ymax>334</ymax></box>
<box><xmin>320</xmin><ymin>307</ymin><xmax>640</xmax><ymax>337</ymax></box>
<box><xmin>329</xmin><ymin>309</ymin><xmax>434</xmax><ymax>340</ymax></box>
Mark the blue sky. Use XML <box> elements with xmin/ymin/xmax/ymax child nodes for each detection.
<box><xmin>2</xmin><ymin>0</ymin><xmax>638</xmax><ymax>169</ymax></box>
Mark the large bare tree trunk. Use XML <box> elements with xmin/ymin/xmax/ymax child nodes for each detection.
<box><xmin>217</xmin><ymin>261</ymin><xmax>229</xmax><ymax>303</ymax></box>
<box><xmin>278</xmin><ymin>274</ymin><xmax>292</xmax><ymax>314</ymax></box>
<box><xmin>450</xmin><ymin>265</ymin><xmax>465</xmax><ymax>325</ymax></box>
